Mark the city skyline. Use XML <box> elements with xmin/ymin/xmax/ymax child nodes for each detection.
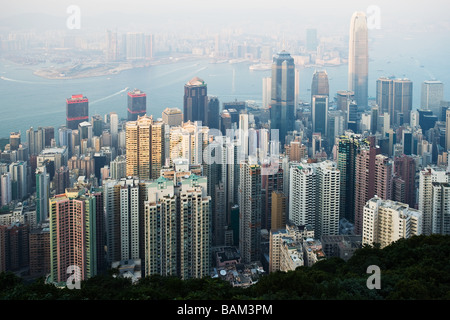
<box><xmin>1</xmin><ymin>2</ymin><xmax>450</xmax><ymax>303</ymax></box>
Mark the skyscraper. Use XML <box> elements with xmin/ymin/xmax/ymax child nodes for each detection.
<box><xmin>127</xmin><ymin>89</ymin><xmax>147</xmax><ymax>121</ymax></box>
<box><xmin>106</xmin><ymin>30</ymin><xmax>118</xmax><ymax>62</ymax></box>
<box><xmin>35</xmin><ymin>165</ymin><xmax>50</xmax><ymax>223</ymax></box>
<box><xmin>162</xmin><ymin>108</ymin><xmax>183</xmax><ymax>127</ymax></box>
<box><xmin>306</xmin><ymin>28</ymin><xmax>318</xmax><ymax>52</ymax></box>
<box><xmin>126</xmin><ymin>115</ymin><xmax>165</xmax><ymax>180</ymax></box>
<box><xmin>446</xmin><ymin>109</ymin><xmax>450</xmax><ymax>151</ymax></box>
<box><xmin>270</xmin><ymin>51</ymin><xmax>296</xmax><ymax>144</ymax></box>
<box><xmin>312</xmin><ymin>95</ymin><xmax>328</xmax><ymax>136</ymax></box>
<box><xmin>207</xmin><ymin>96</ymin><xmax>220</xmax><ymax>130</ymax></box>
<box><xmin>316</xmin><ymin>161</ymin><xmax>340</xmax><ymax>238</ymax></box>
<box><xmin>421</xmin><ymin>80</ymin><xmax>444</xmax><ymax>115</ymax></box>
<box><xmin>66</xmin><ymin>94</ymin><xmax>89</xmax><ymax>130</ymax></box>
<box><xmin>348</xmin><ymin>12</ymin><xmax>369</xmax><ymax>109</ymax></box>
<box><xmin>311</xmin><ymin>70</ymin><xmax>329</xmax><ymax>103</ymax></box>
<box><xmin>354</xmin><ymin>145</ymin><xmax>393</xmax><ymax>235</ymax></box>
<box><xmin>103</xmin><ymin>178</ymin><xmax>148</xmax><ymax>266</ymax></box>
<box><xmin>144</xmin><ymin>173</ymin><xmax>211</xmax><ymax>279</ymax></box>
<box><xmin>109</xmin><ymin>112</ymin><xmax>119</xmax><ymax>149</ymax></box>
<box><xmin>431</xmin><ymin>182</ymin><xmax>450</xmax><ymax>235</ymax></box>
<box><xmin>9</xmin><ymin>132</ymin><xmax>20</xmax><ymax>151</ymax></box>
<box><xmin>239</xmin><ymin>160</ymin><xmax>262</xmax><ymax>264</ymax></box>
<box><xmin>336</xmin><ymin>90</ymin><xmax>355</xmax><ymax>112</ymax></box>
<box><xmin>49</xmin><ymin>189</ymin><xmax>97</xmax><ymax>284</ymax></box>
<box><xmin>363</xmin><ymin>196</ymin><xmax>422</xmax><ymax>248</ymax></box>
<box><xmin>393</xmin><ymin>155</ymin><xmax>416</xmax><ymax>208</ymax></box>
<box><xmin>418</xmin><ymin>167</ymin><xmax>449</xmax><ymax>235</ymax></box>
<box><xmin>289</xmin><ymin>160</ymin><xmax>340</xmax><ymax>238</ymax></box>
<box><xmin>392</xmin><ymin>79</ymin><xmax>413</xmax><ymax>126</ymax></box>
<box><xmin>183</xmin><ymin>77</ymin><xmax>208</xmax><ymax>125</ymax></box>
<box><xmin>1</xmin><ymin>173</ymin><xmax>12</xmax><ymax>206</ymax></box>
<box><xmin>126</xmin><ymin>32</ymin><xmax>145</xmax><ymax>60</ymax></box>
<box><xmin>376</xmin><ymin>77</ymin><xmax>394</xmax><ymax>114</ymax></box>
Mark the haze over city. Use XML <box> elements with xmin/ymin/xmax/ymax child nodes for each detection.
<box><xmin>0</xmin><ymin>0</ymin><xmax>450</xmax><ymax>306</ymax></box>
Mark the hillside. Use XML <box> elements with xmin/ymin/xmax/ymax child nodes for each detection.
<box><xmin>1</xmin><ymin>234</ymin><xmax>449</xmax><ymax>300</ymax></box>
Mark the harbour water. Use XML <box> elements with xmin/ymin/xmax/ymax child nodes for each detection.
<box><xmin>0</xmin><ymin>33</ymin><xmax>448</xmax><ymax>139</ymax></box>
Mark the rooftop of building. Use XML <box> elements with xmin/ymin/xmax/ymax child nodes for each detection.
<box><xmin>186</xmin><ymin>76</ymin><xmax>206</xmax><ymax>87</ymax></box>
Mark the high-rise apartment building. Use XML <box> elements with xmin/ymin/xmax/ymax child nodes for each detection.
<box><xmin>144</xmin><ymin>173</ymin><xmax>211</xmax><ymax>280</ymax></box>
<box><xmin>66</xmin><ymin>94</ymin><xmax>89</xmax><ymax>130</ymax></box>
<box><xmin>49</xmin><ymin>189</ymin><xmax>97</xmax><ymax>284</ymax></box>
<box><xmin>1</xmin><ymin>173</ymin><xmax>12</xmax><ymax>206</ymax></box>
<box><xmin>0</xmin><ymin>223</ymin><xmax>29</xmax><ymax>273</ymax></box>
<box><xmin>271</xmin><ymin>191</ymin><xmax>287</xmax><ymax>231</ymax></box>
<box><xmin>29</xmin><ymin>226</ymin><xmax>50</xmax><ymax>278</ymax></box>
<box><xmin>431</xmin><ymin>182</ymin><xmax>450</xmax><ymax>235</ymax></box>
<box><xmin>270</xmin><ymin>51</ymin><xmax>296</xmax><ymax>144</ymax></box>
<box><xmin>162</xmin><ymin>107</ymin><xmax>183</xmax><ymax>127</ymax></box>
<box><xmin>261</xmin><ymin>163</ymin><xmax>284</xmax><ymax>231</ymax></box>
<box><xmin>446</xmin><ymin>109</ymin><xmax>450</xmax><ymax>151</ymax></box>
<box><xmin>418</xmin><ymin>167</ymin><xmax>449</xmax><ymax>235</ymax></box>
<box><xmin>336</xmin><ymin>133</ymin><xmax>368</xmax><ymax>223</ymax></box>
<box><xmin>103</xmin><ymin>178</ymin><xmax>148</xmax><ymax>266</ymax></box>
<box><xmin>169</xmin><ymin>120</ymin><xmax>209</xmax><ymax>167</ymax></box>
<box><xmin>289</xmin><ymin>160</ymin><xmax>340</xmax><ymax>238</ymax></box>
<box><xmin>354</xmin><ymin>145</ymin><xmax>393</xmax><ymax>235</ymax></box>
<box><xmin>393</xmin><ymin>155</ymin><xmax>416</xmax><ymax>208</ymax></box>
<box><xmin>126</xmin><ymin>32</ymin><xmax>145</xmax><ymax>60</ymax></box>
<box><xmin>239</xmin><ymin>160</ymin><xmax>262</xmax><ymax>264</ymax></box>
<box><xmin>269</xmin><ymin>225</ymin><xmax>304</xmax><ymax>273</ymax></box>
<box><xmin>363</xmin><ymin>196</ymin><xmax>423</xmax><ymax>248</ymax></box>
<box><xmin>9</xmin><ymin>161</ymin><xmax>28</xmax><ymax>201</ymax></box>
<box><xmin>348</xmin><ymin>12</ymin><xmax>369</xmax><ymax>109</ymax></box>
<box><xmin>109</xmin><ymin>112</ymin><xmax>119</xmax><ymax>149</ymax></box>
<box><xmin>106</xmin><ymin>30</ymin><xmax>118</xmax><ymax>62</ymax></box>
<box><xmin>35</xmin><ymin>165</ymin><xmax>50</xmax><ymax>223</ymax></box>
<box><xmin>127</xmin><ymin>89</ymin><xmax>147</xmax><ymax>121</ymax></box>
<box><xmin>126</xmin><ymin>115</ymin><xmax>165</xmax><ymax>180</ymax></box>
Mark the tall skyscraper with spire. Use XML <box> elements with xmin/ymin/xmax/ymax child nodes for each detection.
<box><xmin>348</xmin><ymin>12</ymin><xmax>369</xmax><ymax>109</ymax></box>
<box><xmin>270</xmin><ymin>51</ymin><xmax>296</xmax><ymax>146</ymax></box>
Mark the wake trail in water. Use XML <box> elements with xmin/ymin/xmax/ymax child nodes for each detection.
<box><xmin>0</xmin><ymin>76</ymin><xmax>41</xmax><ymax>84</ymax></box>
<box><xmin>152</xmin><ymin>63</ymin><xmax>201</xmax><ymax>80</ymax></box>
<box><xmin>151</xmin><ymin>66</ymin><xmax>208</xmax><ymax>90</ymax></box>
<box><xmin>90</xmin><ymin>87</ymin><xmax>129</xmax><ymax>105</ymax></box>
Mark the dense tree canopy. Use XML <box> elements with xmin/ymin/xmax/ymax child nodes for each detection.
<box><xmin>1</xmin><ymin>235</ymin><xmax>449</xmax><ymax>300</ymax></box>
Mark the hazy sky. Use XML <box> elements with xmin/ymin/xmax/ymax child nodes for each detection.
<box><xmin>1</xmin><ymin>0</ymin><xmax>449</xmax><ymax>36</ymax></box>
